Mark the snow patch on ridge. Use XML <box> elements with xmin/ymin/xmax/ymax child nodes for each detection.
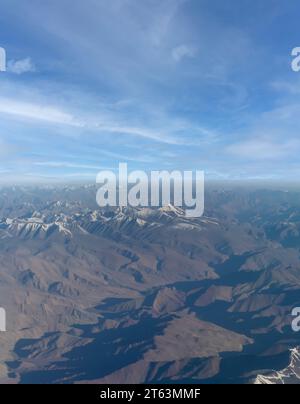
<box><xmin>255</xmin><ymin>348</ymin><xmax>300</xmax><ymax>384</ymax></box>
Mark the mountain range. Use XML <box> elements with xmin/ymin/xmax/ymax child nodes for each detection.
<box><xmin>0</xmin><ymin>185</ymin><xmax>300</xmax><ymax>384</ymax></box>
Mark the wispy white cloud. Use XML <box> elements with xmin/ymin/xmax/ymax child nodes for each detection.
<box><xmin>33</xmin><ymin>161</ymin><xmax>107</xmax><ymax>170</ymax></box>
<box><xmin>0</xmin><ymin>97</ymin><xmax>81</xmax><ymax>126</ymax></box>
<box><xmin>7</xmin><ymin>57</ymin><xmax>35</xmax><ymax>74</ymax></box>
<box><xmin>1</xmin><ymin>0</ymin><xmax>298</xmax><ymax>180</ymax></box>
<box><xmin>94</xmin><ymin>124</ymin><xmax>178</xmax><ymax>144</ymax></box>
<box><xmin>99</xmin><ymin>151</ymin><xmax>150</xmax><ymax>163</ymax></box>
<box><xmin>172</xmin><ymin>44</ymin><xmax>197</xmax><ymax>62</ymax></box>
<box><xmin>227</xmin><ymin>138</ymin><xmax>296</xmax><ymax>160</ymax></box>
<box><xmin>0</xmin><ymin>92</ymin><xmax>217</xmax><ymax>146</ymax></box>
<box><xmin>0</xmin><ymin>97</ymin><xmax>176</xmax><ymax>143</ymax></box>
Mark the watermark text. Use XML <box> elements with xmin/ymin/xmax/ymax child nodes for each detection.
<box><xmin>292</xmin><ymin>308</ymin><xmax>300</xmax><ymax>332</ymax></box>
<box><xmin>0</xmin><ymin>308</ymin><xmax>6</xmax><ymax>332</ymax></box>
<box><xmin>0</xmin><ymin>47</ymin><xmax>6</xmax><ymax>72</ymax></box>
<box><xmin>96</xmin><ymin>163</ymin><xmax>204</xmax><ymax>218</ymax></box>
<box><xmin>291</xmin><ymin>47</ymin><xmax>300</xmax><ymax>72</ymax></box>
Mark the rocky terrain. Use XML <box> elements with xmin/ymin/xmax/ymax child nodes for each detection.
<box><xmin>0</xmin><ymin>185</ymin><xmax>300</xmax><ymax>384</ymax></box>
<box><xmin>255</xmin><ymin>347</ymin><xmax>300</xmax><ymax>384</ymax></box>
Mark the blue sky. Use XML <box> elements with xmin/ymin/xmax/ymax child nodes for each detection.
<box><xmin>0</xmin><ymin>0</ymin><xmax>300</xmax><ymax>183</ymax></box>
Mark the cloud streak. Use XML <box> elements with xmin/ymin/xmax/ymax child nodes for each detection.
<box><xmin>7</xmin><ymin>58</ymin><xmax>35</xmax><ymax>75</ymax></box>
<box><xmin>172</xmin><ymin>44</ymin><xmax>197</xmax><ymax>62</ymax></box>
<box><xmin>0</xmin><ymin>0</ymin><xmax>300</xmax><ymax>180</ymax></box>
